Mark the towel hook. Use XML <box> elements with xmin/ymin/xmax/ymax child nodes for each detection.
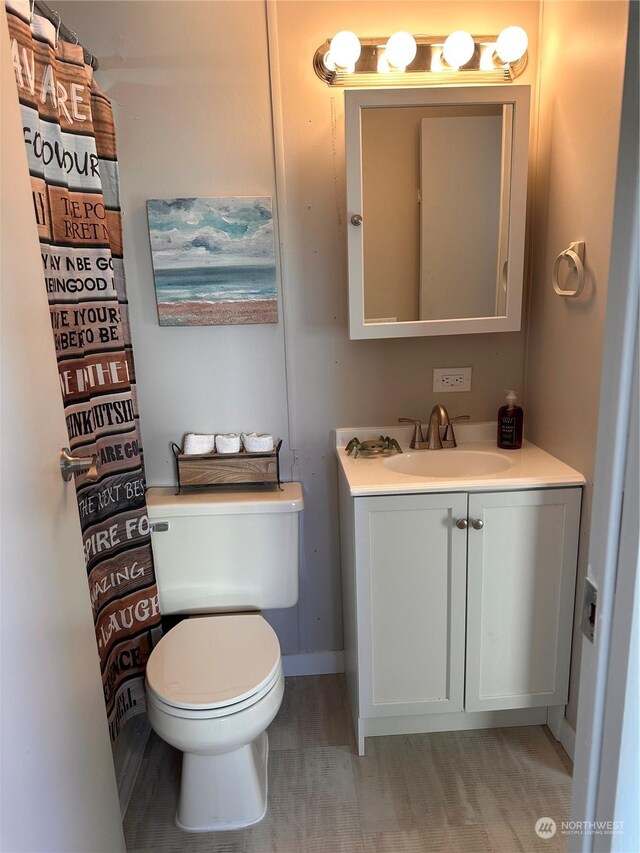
<box><xmin>552</xmin><ymin>241</ymin><xmax>585</xmax><ymax>297</ymax></box>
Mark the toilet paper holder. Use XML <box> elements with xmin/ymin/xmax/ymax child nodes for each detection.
<box><xmin>552</xmin><ymin>241</ymin><xmax>585</xmax><ymax>297</ymax></box>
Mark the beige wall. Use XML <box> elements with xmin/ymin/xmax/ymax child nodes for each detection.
<box><xmin>525</xmin><ymin>1</ymin><xmax>628</xmax><ymax>728</ymax></box>
<box><xmin>271</xmin><ymin>0</ymin><xmax>539</xmax><ymax>652</ymax></box>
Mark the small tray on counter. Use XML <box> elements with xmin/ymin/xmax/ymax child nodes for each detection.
<box><xmin>172</xmin><ymin>439</ymin><xmax>282</xmax><ymax>493</ymax></box>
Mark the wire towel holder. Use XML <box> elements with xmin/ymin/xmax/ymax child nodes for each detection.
<box><xmin>552</xmin><ymin>241</ymin><xmax>586</xmax><ymax>297</ymax></box>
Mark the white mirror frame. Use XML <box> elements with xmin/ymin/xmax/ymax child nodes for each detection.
<box><xmin>346</xmin><ymin>85</ymin><xmax>531</xmax><ymax>339</ymax></box>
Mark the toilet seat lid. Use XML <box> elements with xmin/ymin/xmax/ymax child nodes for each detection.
<box><xmin>145</xmin><ymin>613</ymin><xmax>281</xmax><ymax>711</ymax></box>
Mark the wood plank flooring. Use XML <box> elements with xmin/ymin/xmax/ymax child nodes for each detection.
<box><xmin>124</xmin><ymin>674</ymin><xmax>572</xmax><ymax>852</ymax></box>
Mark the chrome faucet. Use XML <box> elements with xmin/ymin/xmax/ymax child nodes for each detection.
<box><xmin>399</xmin><ymin>407</ymin><xmax>470</xmax><ymax>450</ymax></box>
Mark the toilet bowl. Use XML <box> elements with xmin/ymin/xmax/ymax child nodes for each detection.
<box><xmin>145</xmin><ymin>612</ymin><xmax>284</xmax><ymax>831</ymax></box>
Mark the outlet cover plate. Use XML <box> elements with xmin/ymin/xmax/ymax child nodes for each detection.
<box><xmin>433</xmin><ymin>367</ymin><xmax>472</xmax><ymax>393</ymax></box>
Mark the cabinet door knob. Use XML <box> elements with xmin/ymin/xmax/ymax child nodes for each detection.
<box><xmin>472</xmin><ymin>518</ymin><xmax>484</xmax><ymax>530</ymax></box>
<box><xmin>455</xmin><ymin>518</ymin><xmax>468</xmax><ymax>529</ymax></box>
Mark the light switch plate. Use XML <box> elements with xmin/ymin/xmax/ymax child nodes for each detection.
<box><xmin>433</xmin><ymin>367</ymin><xmax>472</xmax><ymax>393</ymax></box>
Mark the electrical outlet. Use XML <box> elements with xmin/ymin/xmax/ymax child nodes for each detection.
<box><xmin>433</xmin><ymin>367</ymin><xmax>472</xmax><ymax>393</ymax></box>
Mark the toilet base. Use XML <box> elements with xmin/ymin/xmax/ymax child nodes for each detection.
<box><xmin>176</xmin><ymin>732</ymin><xmax>269</xmax><ymax>832</ymax></box>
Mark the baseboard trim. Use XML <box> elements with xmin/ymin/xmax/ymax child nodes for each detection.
<box><xmin>362</xmin><ymin>706</ymin><xmax>547</xmax><ymax>739</ymax></box>
<box><xmin>546</xmin><ymin>705</ymin><xmax>576</xmax><ymax>761</ymax></box>
<box><xmin>282</xmin><ymin>650</ymin><xmax>345</xmax><ymax>677</ymax></box>
<box><xmin>557</xmin><ymin>717</ymin><xmax>576</xmax><ymax>761</ymax></box>
<box><xmin>115</xmin><ymin>716</ymin><xmax>151</xmax><ymax>819</ymax></box>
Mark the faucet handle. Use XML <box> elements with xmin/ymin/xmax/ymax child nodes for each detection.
<box><xmin>443</xmin><ymin>415</ymin><xmax>470</xmax><ymax>447</ymax></box>
<box><xmin>398</xmin><ymin>418</ymin><xmax>424</xmax><ymax>449</ymax></box>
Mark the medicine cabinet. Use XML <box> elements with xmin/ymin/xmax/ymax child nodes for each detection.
<box><xmin>345</xmin><ymin>85</ymin><xmax>530</xmax><ymax>339</ymax></box>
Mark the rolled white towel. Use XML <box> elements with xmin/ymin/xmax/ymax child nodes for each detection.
<box><xmin>242</xmin><ymin>433</ymin><xmax>274</xmax><ymax>453</ymax></box>
<box><xmin>183</xmin><ymin>433</ymin><xmax>216</xmax><ymax>455</ymax></box>
<box><xmin>215</xmin><ymin>433</ymin><xmax>241</xmax><ymax>454</ymax></box>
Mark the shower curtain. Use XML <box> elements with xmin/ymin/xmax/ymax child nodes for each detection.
<box><xmin>6</xmin><ymin>0</ymin><xmax>161</xmax><ymax>746</ymax></box>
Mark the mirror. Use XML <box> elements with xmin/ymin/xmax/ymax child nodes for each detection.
<box><xmin>345</xmin><ymin>86</ymin><xmax>530</xmax><ymax>339</ymax></box>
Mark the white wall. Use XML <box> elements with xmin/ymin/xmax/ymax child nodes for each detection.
<box><xmin>525</xmin><ymin>0</ymin><xmax>629</xmax><ymax>729</ymax></box>
<box><xmin>59</xmin><ymin>0</ymin><xmax>539</xmax><ymax>657</ymax></box>
<box><xmin>0</xmin><ymin>12</ymin><xmax>124</xmax><ymax>850</ymax></box>
<box><xmin>55</xmin><ymin>0</ymin><xmax>301</xmax><ymax>652</ymax></box>
<box><xmin>60</xmin><ymin>0</ymin><xmax>290</xmax><ymax>486</ymax></box>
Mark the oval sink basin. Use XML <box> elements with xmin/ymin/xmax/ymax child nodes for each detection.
<box><xmin>384</xmin><ymin>449</ymin><xmax>514</xmax><ymax>479</ymax></box>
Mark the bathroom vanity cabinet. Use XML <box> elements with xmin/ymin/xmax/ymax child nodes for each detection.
<box><xmin>338</xmin><ymin>476</ymin><xmax>582</xmax><ymax>755</ymax></box>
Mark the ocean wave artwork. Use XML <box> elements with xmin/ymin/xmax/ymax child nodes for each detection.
<box><xmin>147</xmin><ymin>197</ymin><xmax>278</xmax><ymax>326</ymax></box>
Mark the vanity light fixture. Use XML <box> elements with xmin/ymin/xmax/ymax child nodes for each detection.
<box><xmin>313</xmin><ymin>26</ymin><xmax>528</xmax><ymax>86</ymax></box>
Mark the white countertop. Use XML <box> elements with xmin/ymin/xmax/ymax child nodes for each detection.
<box><xmin>335</xmin><ymin>423</ymin><xmax>585</xmax><ymax>496</ymax></box>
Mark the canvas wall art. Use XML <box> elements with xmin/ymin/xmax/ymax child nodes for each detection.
<box><xmin>146</xmin><ymin>197</ymin><xmax>278</xmax><ymax>326</ymax></box>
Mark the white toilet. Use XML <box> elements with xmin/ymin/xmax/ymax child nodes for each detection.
<box><xmin>145</xmin><ymin>483</ymin><xmax>303</xmax><ymax>832</ymax></box>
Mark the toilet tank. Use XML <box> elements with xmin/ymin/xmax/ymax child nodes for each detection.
<box><xmin>146</xmin><ymin>483</ymin><xmax>303</xmax><ymax>614</ymax></box>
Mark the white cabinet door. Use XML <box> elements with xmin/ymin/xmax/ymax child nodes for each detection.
<box><xmin>465</xmin><ymin>488</ymin><xmax>582</xmax><ymax>712</ymax></box>
<box><xmin>355</xmin><ymin>492</ymin><xmax>468</xmax><ymax>717</ymax></box>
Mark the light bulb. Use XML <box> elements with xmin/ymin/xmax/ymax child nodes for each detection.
<box><xmin>495</xmin><ymin>26</ymin><xmax>528</xmax><ymax>63</ymax></box>
<box><xmin>328</xmin><ymin>30</ymin><xmax>361</xmax><ymax>71</ymax></box>
<box><xmin>385</xmin><ymin>31</ymin><xmax>417</xmax><ymax>71</ymax></box>
<box><xmin>442</xmin><ymin>30</ymin><xmax>475</xmax><ymax>69</ymax></box>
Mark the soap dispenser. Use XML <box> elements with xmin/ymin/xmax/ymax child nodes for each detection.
<box><xmin>497</xmin><ymin>390</ymin><xmax>523</xmax><ymax>449</ymax></box>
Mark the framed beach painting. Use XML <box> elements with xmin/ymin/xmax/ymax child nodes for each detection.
<box><xmin>146</xmin><ymin>197</ymin><xmax>278</xmax><ymax>326</ymax></box>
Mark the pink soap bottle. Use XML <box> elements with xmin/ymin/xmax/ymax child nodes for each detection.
<box><xmin>497</xmin><ymin>390</ymin><xmax>523</xmax><ymax>449</ymax></box>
